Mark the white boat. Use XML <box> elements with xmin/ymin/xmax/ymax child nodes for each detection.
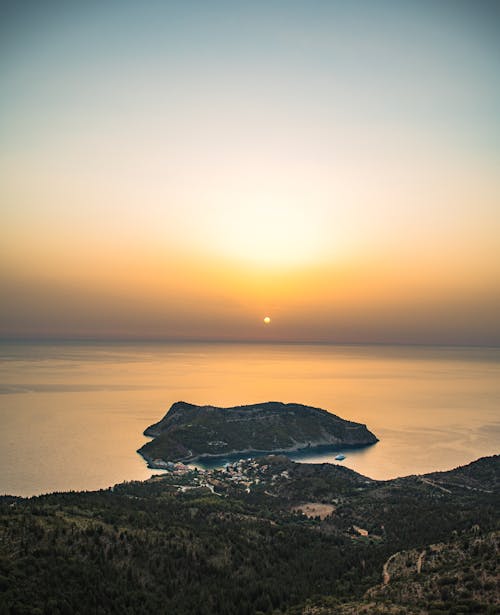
<box><xmin>335</xmin><ymin>454</ymin><xmax>346</xmax><ymax>461</ymax></box>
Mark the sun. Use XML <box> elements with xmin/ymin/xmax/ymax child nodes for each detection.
<box><xmin>263</xmin><ymin>316</ymin><xmax>271</xmax><ymax>324</ymax></box>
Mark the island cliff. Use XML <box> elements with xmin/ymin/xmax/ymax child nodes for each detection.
<box><xmin>138</xmin><ymin>401</ymin><xmax>378</xmax><ymax>467</ymax></box>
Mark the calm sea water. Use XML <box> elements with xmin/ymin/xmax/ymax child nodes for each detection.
<box><xmin>0</xmin><ymin>342</ymin><xmax>499</xmax><ymax>496</ymax></box>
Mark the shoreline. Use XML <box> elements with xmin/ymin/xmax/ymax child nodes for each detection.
<box><xmin>140</xmin><ymin>440</ymin><xmax>378</xmax><ymax>470</ymax></box>
<box><xmin>3</xmin><ymin>453</ymin><xmax>498</xmax><ymax>500</ymax></box>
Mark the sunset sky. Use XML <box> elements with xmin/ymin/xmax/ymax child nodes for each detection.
<box><xmin>1</xmin><ymin>1</ymin><xmax>499</xmax><ymax>344</ymax></box>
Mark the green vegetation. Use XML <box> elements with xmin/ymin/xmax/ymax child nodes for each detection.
<box><xmin>139</xmin><ymin>401</ymin><xmax>378</xmax><ymax>465</ymax></box>
<box><xmin>0</xmin><ymin>455</ymin><xmax>498</xmax><ymax>614</ymax></box>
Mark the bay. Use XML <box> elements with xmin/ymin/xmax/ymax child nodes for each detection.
<box><xmin>0</xmin><ymin>341</ymin><xmax>499</xmax><ymax>496</ymax></box>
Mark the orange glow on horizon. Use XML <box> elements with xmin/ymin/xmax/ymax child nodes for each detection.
<box><xmin>1</xmin><ymin>2</ymin><xmax>499</xmax><ymax>345</ymax></box>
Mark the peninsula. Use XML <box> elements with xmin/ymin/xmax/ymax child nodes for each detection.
<box><xmin>138</xmin><ymin>401</ymin><xmax>378</xmax><ymax>467</ymax></box>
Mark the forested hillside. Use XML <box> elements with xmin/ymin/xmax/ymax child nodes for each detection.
<box><xmin>1</xmin><ymin>456</ymin><xmax>498</xmax><ymax>614</ymax></box>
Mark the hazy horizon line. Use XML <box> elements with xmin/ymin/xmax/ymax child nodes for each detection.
<box><xmin>1</xmin><ymin>336</ymin><xmax>499</xmax><ymax>350</ymax></box>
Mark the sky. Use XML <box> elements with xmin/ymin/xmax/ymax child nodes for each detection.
<box><xmin>1</xmin><ymin>0</ymin><xmax>499</xmax><ymax>344</ymax></box>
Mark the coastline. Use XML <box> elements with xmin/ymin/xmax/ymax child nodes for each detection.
<box><xmin>139</xmin><ymin>439</ymin><xmax>379</xmax><ymax>470</ymax></box>
<box><xmin>2</xmin><ymin>342</ymin><xmax>498</xmax><ymax>496</ymax></box>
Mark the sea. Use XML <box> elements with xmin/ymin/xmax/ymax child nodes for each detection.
<box><xmin>0</xmin><ymin>341</ymin><xmax>499</xmax><ymax>497</ymax></box>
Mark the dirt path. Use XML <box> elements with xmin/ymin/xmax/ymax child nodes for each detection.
<box><xmin>419</xmin><ymin>477</ymin><xmax>452</xmax><ymax>493</ymax></box>
<box><xmin>416</xmin><ymin>549</ymin><xmax>426</xmax><ymax>574</ymax></box>
<box><xmin>382</xmin><ymin>548</ymin><xmax>425</xmax><ymax>587</ymax></box>
<box><xmin>382</xmin><ymin>553</ymin><xmax>398</xmax><ymax>585</ymax></box>
<box><xmin>201</xmin><ymin>481</ymin><xmax>222</xmax><ymax>496</ymax></box>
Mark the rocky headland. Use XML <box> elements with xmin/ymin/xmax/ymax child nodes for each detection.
<box><xmin>138</xmin><ymin>401</ymin><xmax>378</xmax><ymax>467</ymax></box>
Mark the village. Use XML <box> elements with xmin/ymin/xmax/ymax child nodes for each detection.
<box><xmin>149</xmin><ymin>456</ymin><xmax>291</xmax><ymax>496</ymax></box>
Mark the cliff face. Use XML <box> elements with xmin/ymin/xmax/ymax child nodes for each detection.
<box><xmin>138</xmin><ymin>401</ymin><xmax>378</xmax><ymax>465</ymax></box>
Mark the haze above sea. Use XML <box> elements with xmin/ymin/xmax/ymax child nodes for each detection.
<box><xmin>0</xmin><ymin>341</ymin><xmax>499</xmax><ymax>497</ymax></box>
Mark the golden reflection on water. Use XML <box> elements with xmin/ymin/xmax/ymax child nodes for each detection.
<box><xmin>0</xmin><ymin>342</ymin><xmax>499</xmax><ymax>496</ymax></box>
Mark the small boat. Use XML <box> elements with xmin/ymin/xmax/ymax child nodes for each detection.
<box><xmin>335</xmin><ymin>454</ymin><xmax>346</xmax><ymax>461</ymax></box>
